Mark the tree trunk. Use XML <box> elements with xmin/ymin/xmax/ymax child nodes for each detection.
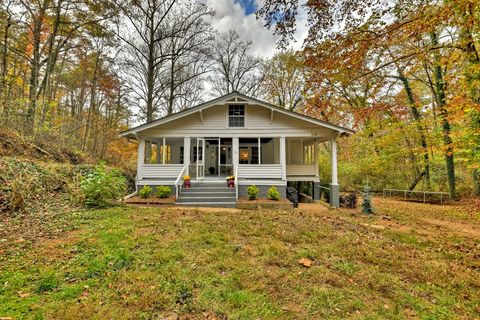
<box><xmin>38</xmin><ymin>0</ymin><xmax>63</xmax><ymax>126</ymax></box>
<box><xmin>398</xmin><ymin>70</ymin><xmax>431</xmax><ymax>188</ymax></box>
<box><xmin>460</xmin><ymin>26</ymin><xmax>480</xmax><ymax>195</ymax></box>
<box><xmin>25</xmin><ymin>2</ymin><xmax>48</xmax><ymax>135</ymax></box>
<box><xmin>167</xmin><ymin>55</ymin><xmax>175</xmax><ymax>115</ymax></box>
<box><xmin>82</xmin><ymin>52</ymin><xmax>100</xmax><ymax>151</ymax></box>
<box><xmin>0</xmin><ymin>9</ymin><xmax>12</xmax><ymax>121</ymax></box>
<box><xmin>431</xmin><ymin>31</ymin><xmax>456</xmax><ymax>199</ymax></box>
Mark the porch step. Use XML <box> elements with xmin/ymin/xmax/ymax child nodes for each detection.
<box><xmin>181</xmin><ymin>188</ymin><xmax>235</xmax><ymax>193</ymax></box>
<box><xmin>178</xmin><ymin>191</ymin><xmax>234</xmax><ymax>198</ymax></box>
<box><xmin>176</xmin><ymin>181</ymin><xmax>237</xmax><ymax>208</ymax></box>
<box><xmin>189</xmin><ymin>182</ymin><xmax>229</xmax><ymax>188</ymax></box>
<box><xmin>176</xmin><ymin>196</ymin><xmax>236</xmax><ymax>203</ymax></box>
<box><xmin>176</xmin><ymin>202</ymin><xmax>237</xmax><ymax>208</ymax></box>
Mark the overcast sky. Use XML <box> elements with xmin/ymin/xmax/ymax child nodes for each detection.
<box><xmin>204</xmin><ymin>0</ymin><xmax>308</xmax><ymax>58</ymax></box>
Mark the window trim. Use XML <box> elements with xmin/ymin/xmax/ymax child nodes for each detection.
<box><xmin>227</xmin><ymin>104</ymin><xmax>246</xmax><ymax>128</ymax></box>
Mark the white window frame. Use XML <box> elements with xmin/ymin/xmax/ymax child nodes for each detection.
<box><xmin>226</xmin><ymin>104</ymin><xmax>247</xmax><ymax>128</ymax></box>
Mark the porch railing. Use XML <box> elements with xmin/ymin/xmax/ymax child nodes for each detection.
<box><xmin>237</xmin><ymin>164</ymin><xmax>282</xmax><ymax>179</ymax></box>
<box><xmin>174</xmin><ymin>165</ymin><xmax>186</xmax><ymax>199</ymax></box>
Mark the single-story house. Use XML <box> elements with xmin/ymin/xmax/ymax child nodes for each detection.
<box><xmin>121</xmin><ymin>91</ymin><xmax>354</xmax><ymax>208</ymax></box>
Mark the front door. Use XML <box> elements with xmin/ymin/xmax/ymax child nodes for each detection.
<box><xmin>196</xmin><ymin>138</ymin><xmax>205</xmax><ymax>180</ymax></box>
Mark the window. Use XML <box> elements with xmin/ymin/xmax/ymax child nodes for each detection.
<box><xmin>229</xmin><ymin>105</ymin><xmax>245</xmax><ymax>127</ymax></box>
<box><xmin>303</xmin><ymin>143</ymin><xmax>315</xmax><ymax>164</ymax></box>
<box><xmin>251</xmin><ymin>146</ymin><xmax>259</xmax><ymax>164</ymax></box>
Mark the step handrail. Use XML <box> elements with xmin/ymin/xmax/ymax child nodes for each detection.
<box><xmin>175</xmin><ymin>165</ymin><xmax>186</xmax><ymax>199</ymax></box>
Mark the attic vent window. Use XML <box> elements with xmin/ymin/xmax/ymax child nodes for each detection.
<box><xmin>228</xmin><ymin>105</ymin><xmax>245</xmax><ymax>127</ymax></box>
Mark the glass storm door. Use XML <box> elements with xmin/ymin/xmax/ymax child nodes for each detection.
<box><xmin>196</xmin><ymin>138</ymin><xmax>205</xmax><ymax>180</ymax></box>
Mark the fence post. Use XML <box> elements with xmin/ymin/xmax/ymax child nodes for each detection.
<box><xmin>404</xmin><ymin>190</ymin><xmax>407</xmax><ymax>201</ymax></box>
<box><xmin>423</xmin><ymin>192</ymin><xmax>426</xmax><ymax>203</ymax></box>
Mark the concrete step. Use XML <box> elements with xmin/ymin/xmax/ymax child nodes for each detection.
<box><xmin>181</xmin><ymin>187</ymin><xmax>235</xmax><ymax>193</ymax></box>
<box><xmin>189</xmin><ymin>181</ymin><xmax>229</xmax><ymax>187</ymax></box>
<box><xmin>176</xmin><ymin>196</ymin><xmax>236</xmax><ymax>203</ymax></box>
<box><xmin>178</xmin><ymin>192</ymin><xmax>235</xmax><ymax>198</ymax></box>
<box><xmin>175</xmin><ymin>202</ymin><xmax>237</xmax><ymax>208</ymax></box>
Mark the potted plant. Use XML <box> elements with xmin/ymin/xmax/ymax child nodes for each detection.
<box><xmin>183</xmin><ymin>175</ymin><xmax>191</xmax><ymax>188</ymax></box>
<box><xmin>226</xmin><ymin>175</ymin><xmax>235</xmax><ymax>188</ymax></box>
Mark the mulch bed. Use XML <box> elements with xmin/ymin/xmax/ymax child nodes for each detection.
<box><xmin>125</xmin><ymin>196</ymin><xmax>175</xmax><ymax>205</ymax></box>
<box><xmin>238</xmin><ymin>198</ymin><xmax>291</xmax><ymax>204</ymax></box>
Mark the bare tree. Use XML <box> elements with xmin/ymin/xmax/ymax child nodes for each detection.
<box><xmin>209</xmin><ymin>30</ymin><xmax>263</xmax><ymax>97</ymax></box>
<box><xmin>159</xmin><ymin>0</ymin><xmax>214</xmax><ymax>115</ymax></box>
<box><xmin>115</xmin><ymin>0</ymin><xmax>177</xmax><ymax>122</ymax></box>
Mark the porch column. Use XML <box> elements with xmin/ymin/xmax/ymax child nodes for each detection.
<box><xmin>330</xmin><ymin>136</ymin><xmax>340</xmax><ymax>207</ymax></box>
<box><xmin>232</xmin><ymin>137</ymin><xmax>239</xmax><ymax>167</ymax></box>
<box><xmin>156</xmin><ymin>140</ymin><xmax>161</xmax><ymax>164</ymax></box>
<box><xmin>280</xmin><ymin>136</ymin><xmax>286</xmax><ymax>180</ymax></box>
<box><xmin>314</xmin><ymin>140</ymin><xmax>320</xmax><ymax>200</ymax></box>
<box><xmin>137</xmin><ymin>138</ymin><xmax>145</xmax><ymax>181</ymax></box>
<box><xmin>184</xmin><ymin>137</ymin><xmax>190</xmax><ymax>175</ymax></box>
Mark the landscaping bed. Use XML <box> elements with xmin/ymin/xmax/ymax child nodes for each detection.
<box><xmin>237</xmin><ymin>197</ymin><xmax>293</xmax><ymax>211</ymax></box>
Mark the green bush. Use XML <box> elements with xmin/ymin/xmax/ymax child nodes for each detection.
<box><xmin>79</xmin><ymin>163</ymin><xmax>126</xmax><ymax>208</ymax></box>
<box><xmin>156</xmin><ymin>186</ymin><xmax>171</xmax><ymax>198</ymax></box>
<box><xmin>247</xmin><ymin>185</ymin><xmax>259</xmax><ymax>200</ymax></box>
<box><xmin>267</xmin><ymin>186</ymin><xmax>280</xmax><ymax>201</ymax></box>
<box><xmin>139</xmin><ymin>185</ymin><xmax>152</xmax><ymax>198</ymax></box>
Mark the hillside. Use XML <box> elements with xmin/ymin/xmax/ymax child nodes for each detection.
<box><xmin>0</xmin><ymin>128</ymin><xmax>135</xmax><ymax>214</ymax></box>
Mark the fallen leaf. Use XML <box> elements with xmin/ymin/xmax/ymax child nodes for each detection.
<box><xmin>298</xmin><ymin>258</ymin><xmax>313</xmax><ymax>267</ymax></box>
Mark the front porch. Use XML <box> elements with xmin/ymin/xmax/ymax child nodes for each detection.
<box><xmin>134</xmin><ymin>135</ymin><xmax>340</xmax><ymax>206</ymax></box>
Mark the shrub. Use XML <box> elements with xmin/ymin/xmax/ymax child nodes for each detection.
<box><xmin>156</xmin><ymin>186</ymin><xmax>171</xmax><ymax>198</ymax></box>
<box><xmin>267</xmin><ymin>186</ymin><xmax>280</xmax><ymax>201</ymax></box>
<box><xmin>139</xmin><ymin>185</ymin><xmax>152</xmax><ymax>198</ymax></box>
<box><xmin>79</xmin><ymin>163</ymin><xmax>126</xmax><ymax>208</ymax></box>
<box><xmin>246</xmin><ymin>185</ymin><xmax>259</xmax><ymax>200</ymax></box>
<box><xmin>361</xmin><ymin>186</ymin><xmax>375</xmax><ymax>214</ymax></box>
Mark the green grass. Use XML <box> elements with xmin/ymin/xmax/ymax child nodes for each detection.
<box><xmin>0</xmin><ymin>201</ymin><xmax>479</xmax><ymax>319</ymax></box>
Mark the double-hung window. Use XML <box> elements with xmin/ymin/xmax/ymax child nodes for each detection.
<box><xmin>228</xmin><ymin>105</ymin><xmax>245</xmax><ymax>127</ymax></box>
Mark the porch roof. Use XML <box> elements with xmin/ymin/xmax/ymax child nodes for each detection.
<box><xmin>120</xmin><ymin>91</ymin><xmax>355</xmax><ymax>139</ymax></box>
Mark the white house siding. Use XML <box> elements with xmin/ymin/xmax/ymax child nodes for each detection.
<box><xmin>138</xmin><ymin>104</ymin><xmax>335</xmax><ymax>138</ymax></box>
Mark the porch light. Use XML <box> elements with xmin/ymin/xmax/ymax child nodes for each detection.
<box><xmin>240</xmin><ymin>150</ymin><xmax>249</xmax><ymax>161</ymax></box>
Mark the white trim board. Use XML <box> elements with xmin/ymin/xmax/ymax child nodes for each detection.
<box><xmin>121</xmin><ymin>92</ymin><xmax>354</xmax><ymax>138</ymax></box>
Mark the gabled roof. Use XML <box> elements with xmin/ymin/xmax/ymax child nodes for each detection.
<box><xmin>120</xmin><ymin>91</ymin><xmax>355</xmax><ymax>137</ymax></box>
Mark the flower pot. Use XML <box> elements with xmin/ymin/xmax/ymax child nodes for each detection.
<box><xmin>184</xmin><ymin>180</ymin><xmax>191</xmax><ymax>188</ymax></box>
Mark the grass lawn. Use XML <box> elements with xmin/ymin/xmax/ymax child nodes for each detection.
<box><xmin>1</xmin><ymin>199</ymin><xmax>479</xmax><ymax>319</ymax></box>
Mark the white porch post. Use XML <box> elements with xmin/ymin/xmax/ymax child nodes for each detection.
<box><xmin>232</xmin><ymin>137</ymin><xmax>239</xmax><ymax>166</ymax></box>
<box><xmin>280</xmin><ymin>136</ymin><xmax>286</xmax><ymax>181</ymax></box>
<box><xmin>156</xmin><ymin>139</ymin><xmax>161</xmax><ymax>164</ymax></box>
<box><xmin>330</xmin><ymin>136</ymin><xmax>340</xmax><ymax>207</ymax></box>
<box><xmin>184</xmin><ymin>137</ymin><xmax>190</xmax><ymax>176</ymax></box>
<box><xmin>137</xmin><ymin>138</ymin><xmax>145</xmax><ymax>183</ymax></box>
<box><xmin>314</xmin><ymin>139</ymin><xmax>320</xmax><ymax>200</ymax></box>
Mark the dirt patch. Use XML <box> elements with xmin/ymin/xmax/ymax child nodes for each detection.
<box><xmin>420</xmin><ymin>217</ymin><xmax>480</xmax><ymax>239</ymax></box>
<box><xmin>37</xmin><ymin>229</ymin><xmax>83</xmax><ymax>260</ymax></box>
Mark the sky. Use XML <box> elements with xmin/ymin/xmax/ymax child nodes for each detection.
<box><xmin>204</xmin><ymin>0</ymin><xmax>308</xmax><ymax>58</ymax></box>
